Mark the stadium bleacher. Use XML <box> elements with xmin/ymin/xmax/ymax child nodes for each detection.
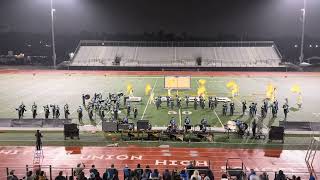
<box><xmin>70</xmin><ymin>41</ymin><xmax>282</xmax><ymax>68</ymax></box>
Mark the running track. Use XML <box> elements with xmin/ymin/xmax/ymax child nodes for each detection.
<box><xmin>0</xmin><ymin>146</ymin><xmax>318</xmax><ymax>179</ymax></box>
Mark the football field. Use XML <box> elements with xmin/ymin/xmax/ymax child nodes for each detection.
<box><xmin>1</xmin><ymin>70</ymin><xmax>320</xmax><ymax>129</ymax></box>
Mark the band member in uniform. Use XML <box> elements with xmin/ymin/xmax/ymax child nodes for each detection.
<box><xmin>99</xmin><ymin>106</ymin><xmax>105</xmax><ymax>119</ymax></box>
<box><xmin>184</xmin><ymin>116</ymin><xmax>191</xmax><ymax>125</ymax></box>
<box><xmin>127</xmin><ymin>103</ymin><xmax>131</xmax><ymax>116</ymax></box>
<box><xmin>194</xmin><ymin>99</ymin><xmax>198</xmax><ymax>110</ymax></box>
<box><xmin>156</xmin><ymin>98</ymin><xmax>160</xmax><ymax>110</ymax></box>
<box><xmin>283</xmin><ymin>103</ymin><xmax>289</xmax><ymax>119</ymax></box>
<box><xmin>170</xmin><ymin>99</ymin><xmax>174</xmax><ymax>110</ymax></box>
<box><xmin>16</xmin><ymin>103</ymin><xmax>26</xmax><ymax>119</ymax></box>
<box><xmin>116</xmin><ymin>100</ymin><xmax>120</xmax><ymax>110</ymax></box>
<box><xmin>261</xmin><ymin>106</ymin><xmax>266</xmax><ymax>118</ymax></box>
<box><xmin>252</xmin><ymin>119</ymin><xmax>257</xmax><ymax>138</ymax></box>
<box><xmin>230</xmin><ymin>102</ymin><xmax>235</xmax><ymax>116</ymax></box>
<box><xmin>20</xmin><ymin>102</ymin><xmax>26</xmax><ymax>118</ymax></box>
<box><xmin>274</xmin><ymin>100</ymin><xmax>279</xmax><ymax>112</ymax></box>
<box><xmin>210</xmin><ymin>99</ymin><xmax>214</xmax><ymax>110</ymax></box>
<box><xmin>82</xmin><ymin>94</ymin><xmax>86</xmax><ymax>105</ymax></box>
<box><xmin>51</xmin><ymin>104</ymin><xmax>56</xmax><ymax>119</ymax></box>
<box><xmin>242</xmin><ymin>101</ymin><xmax>247</xmax><ymax>115</ymax></box>
<box><xmin>208</xmin><ymin>97</ymin><xmax>212</xmax><ymax>109</ymax></box>
<box><xmin>122</xmin><ymin>116</ymin><xmax>129</xmax><ymax>124</ymax></box>
<box><xmin>199</xmin><ymin>96</ymin><xmax>205</xmax><ymax>109</ymax></box>
<box><xmin>249</xmin><ymin>103</ymin><xmax>254</xmax><ymax>117</ymax></box>
<box><xmin>222</xmin><ymin>102</ymin><xmax>228</xmax><ymax>116</ymax></box>
<box><xmin>55</xmin><ymin>105</ymin><xmax>60</xmax><ymax>119</ymax></box>
<box><xmin>32</xmin><ymin>102</ymin><xmax>37</xmax><ymax>119</ymax></box>
<box><xmin>271</xmin><ymin>103</ymin><xmax>277</xmax><ymax>118</ymax></box>
<box><xmin>113</xmin><ymin>106</ymin><xmax>118</xmax><ymax>120</ymax></box>
<box><xmin>263</xmin><ymin>100</ymin><xmax>268</xmax><ymax>114</ymax></box>
<box><xmin>184</xmin><ymin>116</ymin><xmax>191</xmax><ymax>132</ymax></box>
<box><xmin>133</xmin><ymin>106</ymin><xmax>138</xmax><ymax>119</ymax></box>
<box><xmin>88</xmin><ymin>106</ymin><xmax>93</xmax><ymax>121</ymax></box>
<box><xmin>64</xmin><ymin>104</ymin><xmax>70</xmax><ymax>119</ymax></box>
<box><xmin>185</xmin><ymin>96</ymin><xmax>189</xmax><ymax>107</ymax></box>
<box><xmin>35</xmin><ymin>130</ymin><xmax>43</xmax><ymax>151</ymax></box>
<box><xmin>176</xmin><ymin>96</ymin><xmax>181</xmax><ymax>109</ymax></box>
<box><xmin>166</xmin><ymin>96</ymin><xmax>170</xmax><ymax>107</ymax></box>
<box><xmin>200</xmin><ymin>118</ymin><xmax>208</xmax><ymax>132</ymax></box>
<box><xmin>214</xmin><ymin>97</ymin><xmax>218</xmax><ymax>109</ymax></box>
<box><xmin>169</xmin><ymin>117</ymin><xmax>177</xmax><ymax>132</ymax></box>
<box><xmin>43</xmin><ymin>105</ymin><xmax>50</xmax><ymax>119</ymax></box>
<box><xmin>15</xmin><ymin>106</ymin><xmax>22</xmax><ymax>119</ymax></box>
<box><xmin>77</xmin><ymin>106</ymin><xmax>83</xmax><ymax>123</ymax></box>
<box><xmin>253</xmin><ymin>103</ymin><xmax>257</xmax><ymax>115</ymax></box>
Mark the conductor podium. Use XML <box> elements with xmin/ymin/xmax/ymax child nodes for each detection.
<box><xmin>64</xmin><ymin>123</ymin><xmax>79</xmax><ymax>140</ymax></box>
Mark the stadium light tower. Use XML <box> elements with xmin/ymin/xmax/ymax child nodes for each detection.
<box><xmin>299</xmin><ymin>0</ymin><xmax>306</xmax><ymax>64</ymax></box>
<box><xmin>51</xmin><ymin>0</ymin><xmax>57</xmax><ymax>69</ymax></box>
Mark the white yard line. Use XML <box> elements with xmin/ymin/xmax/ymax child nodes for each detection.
<box><xmin>213</xmin><ymin>110</ymin><xmax>224</xmax><ymax>128</ymax></box>
<box><xmin>179</xmin><ymin>108</ymin><xmax>182</xmax><ymax>128</ymax></box>
<box><xmin>140</xmin><ymin>79</ymin><xmax>158</xmax><ymax>121</ymax></box>
<box><xmin>255</xmin><ymin>113</ymin><xmax>269</xmax><ymax>129</ymax></box>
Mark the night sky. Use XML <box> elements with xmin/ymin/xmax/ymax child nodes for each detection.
<box><xmin>0</xmin><ymin>0</ymin><xmax>319</xmax><ymax>38</ymax></box>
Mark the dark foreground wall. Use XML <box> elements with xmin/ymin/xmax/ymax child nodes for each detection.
<box><xmin>62</xmin><ymin>65</ymin><xmax>293</xmax><ymax>72</ymax></box>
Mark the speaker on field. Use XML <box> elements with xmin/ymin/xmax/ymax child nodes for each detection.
<box><xmin>137</xmin><ymin>120</ymin><xmax>149</xmax><ymax>130</ymax></box>
<box><xmin>64</xmin><ymin>123</ymin><xmax>79</xmax><ymax>140</ymax></box>
<box><xmin>268</xmin><ymin>126</ymin><xmax>284</xmax><ymax>143</ymax></box>
<box><xmin>102</xmin><ymin>121</ymin><xmax>118</xmax><ymax>132</ymax></box>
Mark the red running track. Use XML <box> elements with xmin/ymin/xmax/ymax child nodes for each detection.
<box><xmin>0</xmin><ymin>146</ymin><xmax>318</xmax><ymax>179</ymax></box>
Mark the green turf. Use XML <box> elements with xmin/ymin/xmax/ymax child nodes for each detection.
<box><xmin>1</xmin><ymin>73</ymin><xmax>320</xmax><ymax>129</ymax></box>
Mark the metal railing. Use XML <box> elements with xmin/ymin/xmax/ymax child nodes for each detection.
<box><xmin>2</xmin><ymin>163</ymin><xmax>315</xmax><ymax>180</ymax></box>
<box><xmin>78</xmin><ymin>40</ymin><xmax>276</xmax><ymax>48</ymax></box>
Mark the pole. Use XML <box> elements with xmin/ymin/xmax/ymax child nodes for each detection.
<box><xmin>51</xmin><ymin>0</ymin><xmax>56</xmax><ymax>69</ymax></box>
<box><xmin>299</xmin><ymin>0</ymin><xmax>306</xmax><ymax>64</ymax></box>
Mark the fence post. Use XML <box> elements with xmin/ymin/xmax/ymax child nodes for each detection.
<box><xmin>6</xmin><ymin>167</ymin><xmax>9</xmax><ymax>176</ymax></box>
<box><xmin>49</xmin><ymin>165</ymin><xmax>52</xmax><ymax>180</ymax></box>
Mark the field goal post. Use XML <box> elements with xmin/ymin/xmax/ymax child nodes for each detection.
<box><xmin>164</xmin><ymin>76</ymin><xmax>191</xmax><ymax>90</ymax></box>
